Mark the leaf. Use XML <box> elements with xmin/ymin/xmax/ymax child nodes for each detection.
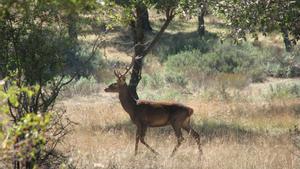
<box><xmin>8</xmin><ymin>95</ymin><xmax>19</xmax><ymax>107</ymax></box>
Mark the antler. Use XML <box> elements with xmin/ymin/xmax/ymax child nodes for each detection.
<box><xmin>113</xmin><ymin>55</ymin><xmax>143</xmax><ymax>78</ymax></box>
<box><xmin>120</xmin><ymin>58</ymin><xmax>134</xmax><ymax>77</ymax></box>
<box><xmin>114</xmin><ymin>70</ymin><xmax>121</xmax><ymax>78</ymax></box>
<box><xmin>120</xmin><ymin>55</ymin><xmax>142</xmax><ymax>77</ymax></box>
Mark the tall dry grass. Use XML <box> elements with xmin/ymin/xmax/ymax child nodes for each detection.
<box><xmin>58</xmin><ymin>83</ymin><xmax>300</xmax><ymax>169</ymax></box>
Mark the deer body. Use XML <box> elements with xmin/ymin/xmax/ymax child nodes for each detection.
<box><xmin>117</xmin><ymin>83</ymin><xmax>193</xmax><ymax>127</ymax></box>
<box><xmin>105</xmin><ymin>76</ymin><xmax>202</xmax><ymax>157</ymax></box>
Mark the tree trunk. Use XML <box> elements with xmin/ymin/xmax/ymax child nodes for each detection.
<box><xmin>67</xmin><ymin>12</ymin><xmax>79</xmax><ymax>42</ymax></box>
<box><xmin>197</xmin><ymin>2</ymin><xmax>206</xmax><ymax>36</ymax></box>
<box><xmin>281</xmin><ymin>27</ymin><xmax>293</xmax><ymax>52</ymax></box>
<box><xmin>128</xmin><ymin>6</ymin><xmax>175</xmax><ymax>99</ymax></box>
<box><xmin>129</xmin><ymin>4</ymin><xmax>145</xmax><ymax>100</ymax></box>
<box><xmin>13</xmin><ymin>159</ymin><xmax>20</xmax><ymax>169</ymax></box>
<box><xmin>141</xmin><ymin>5</ymin><xmax>152</xmax><ymax>32</ymax></box>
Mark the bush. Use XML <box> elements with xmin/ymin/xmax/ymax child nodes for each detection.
<box><xmin>79</xmin><ymin>44</ymin><xmax>105</xmax><ymax>81</ymax></box>
<box><xmin>154</xmin><ymin>32</ymin><xmax>218</xmax><ymax>62</ymax></box>
<box><xmin>165</xmin><ymin>72</ymin><xmax>188</xmax><ymax>87</ymax></box>
<box><xmin>164</xmin><ymin>41</ymin><xmax>267</xmax><ymax>84</ymax></box>
<box><xmin>165</xmin><ymin>50</ymin><xmax>203</xmax><ymax>75</ymax></box>
<box><xmin>248</xmin><ymin>67</ymin><xmax>266</xmax><ymax>83</ymax></box>
<box><xmin>203</xmin><ymin>42</ymin><xmax>266</xmax><ymax>76</ymax></box>
<box><xmin>0</xmin><ymin>81</ymin><xmax>49</xmax><ymax>168</ymax></box>
<box><xmin>265</xmin><ymin>48</ymin><xmax>300</xmax><ymax>78</ymax></box>
<box><xmin>62</xmin><ymin>76</ymin><xmax>99</xmax><ymax>97</ymax></box>
<box><xmin>265</xmin><ymin>84</ymin><xmax>300</xmax><ymax>100</ymax></box>
<box><xmin>197</xmin><ymin>73</ymin><xmax>250</xmax><ymax>101</ymax></box>
<box><xmin>0</xmin><ymin>77</ymin><xmax>75</xmax><ymax>168</ymax></box>
<box><xmin>0</xmin><ymin>1</ymin><xmax>100</xmax><ymax>168</ymax></box>
<box><xmin>140</xmin><ymin>73</ymin><xmax>165</xmax><ymax>89</ymax></box>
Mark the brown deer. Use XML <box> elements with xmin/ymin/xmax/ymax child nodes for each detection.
<box><xmin>104</xmin><ymin>60</ymin><xmax>202</xmax><ymax>157</ymax></box>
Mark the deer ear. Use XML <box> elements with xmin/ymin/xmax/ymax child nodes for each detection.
<box><xmin>114</xmin><ymin>70</ymin><xmax>120</xmax><ymax>78</ymax></box>
<box><xmin>121</xmin><ymin>76</ymin><xmax>126</xmax><ymax>81</ymax></box>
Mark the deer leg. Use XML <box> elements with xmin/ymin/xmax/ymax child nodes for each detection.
<box><xmin>139</xmin><ymin>125</ymin><xmax>159</xmax><ymax>155</ymax></box>
<box><xmin>134</xmin><ymin>127</ymin><xmax>140</xmax><ymax>155</ymax></box>
<box><xmin>183</xmin><ymin>125</ymin><xmax>203</xmax><ymax>157</ymax></box>
<box><xmin>170</xmin><ymin>124</ymin><xmax>184</xmax><ymax>157</ymax></box>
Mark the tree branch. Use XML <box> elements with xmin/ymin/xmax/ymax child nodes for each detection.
<box><xmin>141</xmin><ymin>8</ymin><xmax>176</xmax><ymax>58</ymax></box>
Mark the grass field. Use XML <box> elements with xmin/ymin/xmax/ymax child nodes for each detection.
<box><xmin>1</xmin><ymin>4</ymin><xmax>300</xmax><ymax>169</ymax></box>
<box><xmin>43</xmin><ymin>17</ymin><xmax>300</xmax><ymax>169</ymax></box>
<box><xmin>53</xmin><ymin>15</ymin><xmax>300</xmax><ymax>169</ymax></box>
<box><xmin>58</xmin><ymin>77</ymin><xmax>300</xmax><ymax>169</ymax></box>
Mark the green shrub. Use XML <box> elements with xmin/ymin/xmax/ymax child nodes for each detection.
<box><xmin>63</xmin><ymin>76</ymin><xmax>99</xmax><ymax>97</ymax></box>
<box><xmin>139</xmin><ymin>73</ymin><xmax>165</xmax><ymax>89</ymax></box>
<box><xmin>204</xmin><ymin>42</ymin><xmax>266</xmax><ymax>76</ymax></box>
<box><xmin>197</xmin><ymin>73</ymin><xmax>249</xmax><ymax>101</ymax></box>
<box><xmin>266</xmin><ymin>53</ymin><xmax>300</xmax><ymax>78</ymax></box>
<box><xmin>154</xmin><ymin>32</ymin><xmax>218</xmax><ymax>62</ymax></box>
<box><xmin>139</xmin><ymin>87</ymin><xmax>184</xmax><ymax>101</ymax></box>
<box><xmin>265</xmin><ymin>48</ymin><xmax>300</xmax><ymax>78</ymax></box>
<box><xmin>164</xmin><ymin>41</ymin><xmax>267</xmax><ymax>83</ymax></box>
<box><xmin>199</xmin><ymin>88</ymin><xmax>218</xmax><ymax>101</ymax></box>
<box><xmin>165</xmin><ymin>50</ymin><xmax>203</xmax><ymax>75</ymax></box>
<box><xmin>265</xmin><ymin>84</ymin><xmax>300</xmax><ymax>100</ymax></box>
<box><xmin>165</xmin><ymin>72</ymin><xmax>188</xmax><ymax>87</ymax></box>
<box><xmin>248</xmin><ymin>67</ymin><xmax>266</xmax><ymax>83</ymax></box>
<box><xmin>0</xmin><ymin>80</ymin><xmax>50</xmax><ymax>168</ymax></box>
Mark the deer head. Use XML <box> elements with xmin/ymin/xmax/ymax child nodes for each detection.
<box><xmin>104</xmin><ymin>70</ymin><xmax>127</xmax><ymax>93</ymax></box>
<box><xmin>104</xmin><ymin>59</ymin><xmax>134</xmax><ymax>93</ymax></box>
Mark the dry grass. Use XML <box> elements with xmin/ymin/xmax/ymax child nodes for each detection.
<box><xmin>56</xmin><ymin>12</ymin><xmax>300</xmax><ymax>169</ymax></box>
<box><xmin>58</xmin><ymin>83</ymin><xmax>300</xmax><ymax>169</ymax></box>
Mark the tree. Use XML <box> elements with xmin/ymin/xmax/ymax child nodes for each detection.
<box><xmin>140</xmin><ymin>5</ymin><xmax>153</xmax><ymax>31</ymax></box>
<box><xmin>0</xmin><ymin>80</ymin><xmax>51</xmax><ymax>169</ymax></box>
<box><xmin>55</xmin><ymin>0</ymin><xmax>99</xmax><ymax>41</ymax></box>
<box><xmin>113</xmin><ymin>0</ymin><xmax>152</xmax><ymax>31</ymax></box>
<box><xmin>213</xmin><ymin>0</ymin><xmax>300</xmax><ymax>51</ymax></box>
<box><xmin>104</xmin><ymin>0</ymin><xmax>197</xmax><ymax>99</ymax></box>
<box><xmin>197</xmin><ymin>0</ymin><xmax>207</xmax><ymax>36</ymax></box>
<box><xmin>0</xmin><ymin>1</ymin><xmax>101</xmax><ymax>168</ymax></box>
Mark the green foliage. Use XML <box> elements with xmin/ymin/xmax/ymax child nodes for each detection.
<box><xmin>63</xmin><ymin>76</ymin><xmax>99</xmax><ymax>96</ymax></box>
<box><xmin>155</xmin><ymin>32</ymin><xmax>218</xmax><ymax>62</ymax></box>
<box><xmin>140</xmin><ymin>73</ymin><xmax>165</xmax><ymax>89</ymax></box>
<box><xmin>139</xmin><ymin>86</ymin><xmax>183</xmax><ymax>101</ymax></box>
<box><xmin>165</xmin><ymin>41</ymin><xmax>267</xmax><ymax>82</ymax></box>
<box><xmin>196</xmin><ymin>73</ymin><xmax>249</xmax><ymax>101</ymax></box>
<box><xmin>265</xmin><ymin>48</ymin><xmax>300</xmax><ymax>78</ymax></box>
<box><xmin>0</xmin><ymin>1</ymin><xmax>100</xmax><ymax>167</ymax></box>
<box><xmin>208</xmin><ymin>42</ymin><xmax>263</xmax><ymax>73</ymax></box>
<box><xmin>165</xmin><ymin>50</ymin><xmax>203</xmax><ymax>74</ymax></box>
<box><xmin>213</xmin><ymin>0</ymin><xmax>300</xmax><ymax>45</ymax></box>
<box><xmin>149</xmin><ymin>0</ymin><xmax>198</xmax><ymax>13</ymax></box>
<box><xmin>0</xmin><ymin>79</ymin><xmax>50</xmax><ymax>167</ymax></box>
<box><xmin>265</xmin><ymin>83</ymin><xmax>300</xmax><ymax>100</ymax></box>
<box><xmin>165</xmin><ymin>72</ymin><xmax>188</xmax><ymax>87</ymax></box>
<box><xmin>102</xmin><ymin>0</ymin><xmax>199</xmax><ymax>25</ymax></box>
<box><xmin>5</xmin><ymin>113</ymin><xmax>51</xmax><ymax>162</ymax></box>
<box><xmin>0</xmin><ymin>0</ymin><xmax>100</xmax><ymax>85</ymax></box>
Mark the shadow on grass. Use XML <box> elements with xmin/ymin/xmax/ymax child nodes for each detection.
<box><xmin>105</xmin><ymin>28</ymin><xmax>219</xmax><ymax>62</ymax></box>
<box><xmin>191</xmin><ymin>120</ymin><xmax>260</xmax><ymax>144</ymax></box>
<box><xmin>207</xmin><ymin>20</ymin><xmax>229</xmax><ymax>29</ymax></box>
<box><xmin>91</xmin><ymin>118</ymin><xmax>261</xmax><ymax>144</ymax></box>
<box><xmin>90</xmin><ymin>120</ymin><xmax>136</xmax><ymax>137</ymax></box>
<box><xmin>153</xmin><ymin>30</ymin><xmax>219</xmax><ymax>62</ymax></box>
<box><xmin>151</xmin><ymin>19</ymin><xmax>192</xmax><ymax>32</ymax></box>
<box><xmin>293</xmin><ymin>103</ymin><xmax>300</xmax><ymax>117</ymax></box>
<box><xmin>79</xmin><ymin>16</ymin><xmax>221</xmax><ymax>64</ymax></box>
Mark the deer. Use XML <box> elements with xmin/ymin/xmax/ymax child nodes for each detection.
<box><xmin>104</xmin><ymin>57</ymin><xmax>202</xmax><ymax>157</ymax></box>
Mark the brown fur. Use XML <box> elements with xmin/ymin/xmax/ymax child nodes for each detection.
<box><xmin>104</xmin><ymin>77</ymin><xmax>202</xmax><ymax>157</ymax></box>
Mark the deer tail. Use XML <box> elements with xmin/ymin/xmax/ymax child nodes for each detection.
<box><xmin>188</xmin><ymin>107</ymin><xmax>194</xmax><ymax>116</ymax></box>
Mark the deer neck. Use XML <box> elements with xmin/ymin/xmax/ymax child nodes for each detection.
<box><xmin>118</xmin><ymin>84</ymin><xmax>137</xmax><ymax>118</ymax></box>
